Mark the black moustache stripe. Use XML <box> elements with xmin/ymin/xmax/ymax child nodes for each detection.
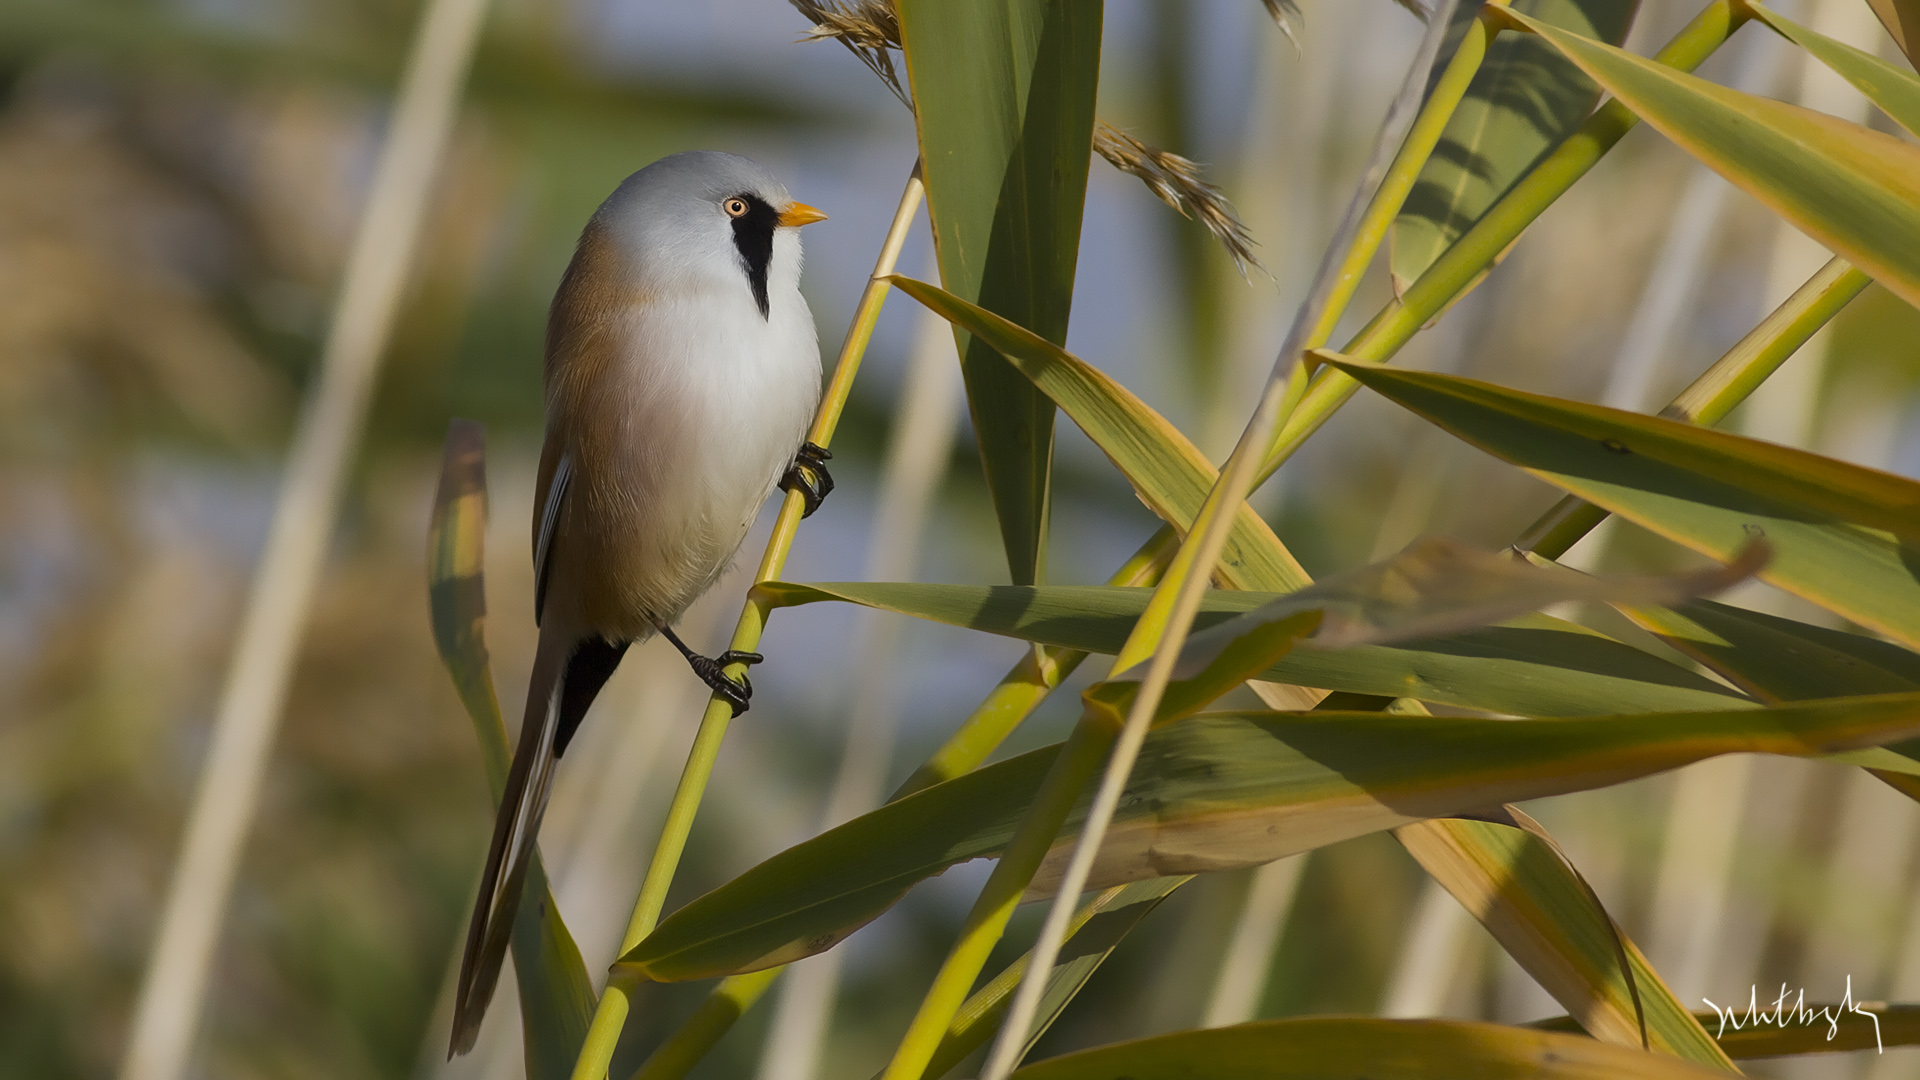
<box><xmin>730</xmin><ymin>195</ymin><xmax>778</xmax><ymax>319</ymax></box>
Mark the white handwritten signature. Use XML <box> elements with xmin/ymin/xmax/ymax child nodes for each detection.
<box><xmin>1702</xmin><ymin>978</ymin><xmax>1883</xmax><ymax>1054</ymax></box>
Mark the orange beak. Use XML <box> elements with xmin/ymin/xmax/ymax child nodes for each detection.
<box><xmin>778</xmin><ymin>201</ymin><xmax>829</xmax><ymax>228</ymax></box>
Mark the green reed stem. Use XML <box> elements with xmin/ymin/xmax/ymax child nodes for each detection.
<box><xmin>1261</xmin><ymin>0</ymin><xmax>1748</xmax><ymax>475</ymax></box>
<box><xmin>1516</xmin><ymin>256</ymin><xmax>1870</xmax><ymax>561</ymax></box>
<box><xmin>1310</xmin><ymin>13</ymin><xmax>1493</xmax><ymax>352</ymax></box>
<box><xmin>1272</xmin><ymin>8</ymin><xmax>1493</xmax><ymax>440</ymax></box>
<box><xmin>567</xmin><ymin>164</ymin><xmax>925</xmax><ymax>1080</ymax></box>
<box><xmin>626</xmin><ymin>969</ymin><xmax>782</xmax><ymax>1080</ymax></box>
<box><xmin>1665</xmin><ymin>257</ymin><xmax>1869</xmax><ymax>427</ymax></box>
<box><xmin>879</xmin><ymin>717</ymin><xmax>1115</xmax><ymax>1080</ymax></box>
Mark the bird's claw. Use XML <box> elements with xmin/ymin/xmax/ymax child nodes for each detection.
<box><xmin>780</xmin><ymin>442</ymin><xmax>834</xmax><ymax>518</ymax></box>
<box><xmin>689</xmin><ymin>651</ymin><xmax>761</xmax><ymax>716</ymax></box>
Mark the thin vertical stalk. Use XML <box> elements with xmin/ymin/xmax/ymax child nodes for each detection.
<box><xmin>1596</xmin><ymin>17</ymin><xmax>1791</xmax><ymax>418</ymax></box>
<box><xmin>755</xmin><ymin>280</ymin><xmax>963</xmax><ymax>1080</ymax></box>
<box><xmin>1198</xmin><ymin>856</ymin><xmax>1307</xmax><ymax>1027</ymax></box>
<box><xmin>568</xmin><ymin>163</ymin><xmax>926</xmax><ymax>1080</ymax></box>
<box><xmin>1380</xmin><ymin>877</ymin><xmax>1481</xmax><ymax>1017</ymax></box>
<box><xmin>879</xmin><ymin>719</ymin><xmax>1117</xmax><ymax>1080</ymax></box>
<box><xmin>1272</xmin><ymin>7</ymin><xmax>1494</xmax><ymax>433</ymax></box>
<box><xmin>974</xmin><ymin>9</ymin><xmax>1463</xmax><ymax>1079</ymax></box>
<box><xmin>630</xmin><ymin>969</ymin><xmax>783</xmax><ymax>1080</ymax></box>
<box><xmin>1306</xmin><ymin>8</ymin><xmax>1493</xmax><ymax>353</ymax></box>
<box><xmin>118</xmin><ymin>2</ymin><xmax>490</xmax><ymax>1078</ymax></box>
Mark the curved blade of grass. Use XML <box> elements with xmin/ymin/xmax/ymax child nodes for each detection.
<box><xmin>1390</xmin><ymin>0</ymin><xmax>1643</xmax><ymax>295</ymax></box>
<box><xmin>889</xmin><ymin>274</ymin><xmax>1311</xmax><ymax>592</ymax></box>
<box><xmin>612</xmin><ymin>698</ymin><xmax>1920</xmax><ymax>984</ymax></box>
<box><xmin>1621</xmin><ymin>599</ymin><xmax>1920</xmax><ymax>776</ymax></box>
<box><xmin>428</xmin><ymin>421</ymin><xmax>595</xmax><ymax>1079</ymax></box>
<box><xmin>1330</xmin><ymin>362</ymin><xmax>1920</xmax><ymax>650</ymax></box>
<box><xmin>1398</xmin><ymin>817</ymin><xmax>1729</xmax><ymax>1065</ymax></box>
<box><xmin>1631</xmin><ymin>600</ymin><xmax>1920</xmax><ymax>703</ymax></box>
<box><xmin>1532</xmin><ymin>1003</ymin><xmax>1919</xmax><ymax>1057</ymax></box>
<box><xmin>759</xmin><ymin>580</ymin><xmax>1748</xmax><ymax>716</ymax></box>
<box><xmin>897</xmin><ymin>0</ymin><xmax>1101</xmax><ymax>585</ymax></box>
<box><xmin>1006</xmin><ymin>1016</ymin><xmax>1737</xmax><ymax>1080</ymax></box>
<box><xmin>1745</xmin><ymin>1</ymin><xmax>1920</xmax><ymax>136</ymax></box>
<box><xmin>1504</xmin><ymin>7</ymin><xmax>1920</xmax><ymax>309</ymax></box>
<box><xmin>1865</xmin><ymin>0</ymin><xmax>1920</xmax><ymax>67</ymax></box>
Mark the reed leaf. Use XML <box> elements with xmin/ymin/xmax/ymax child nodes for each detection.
<box><xmin>897</xmin><ymin>0</ymin><xmax>1101</xmax><ymax>586</ymax></box>
<box><xmin>1620</xmin><ymin>600</ymin><xmax>1920</xmax><ymax>778</ymax></box>
<box><xmin>1865</xmin><ymin>0</ymin><xmax>1920</xmax><ymax>67</ymax></box>
<box><xmin>1082</xmin><ymin>609</ymin><xmax>1322</xmax><ymax>730</ymax></box>
<box><xmin>1745</xmin><ymin>1</ymin><xmax>1920</xmax><ymax>136</ymax></box>
<box><xmin>1389</xmin><ymin>0</ymin><xmax>1642</xmax><ymax>295</ymax></box>
<box><xmin>914</xmin><ymin>878</ymin><xmax>1187</xmax><ymax>1080</ymax></box>
<box><xmin>1330</xmin><ymin>362</ymin><xmax>1920</xmax><ymax>649</ymax></box>
<box><xmin>889</xmin><ymin>275</ymin><xmax>1311</xmax><ymax>592</ymax></box>
<box><xmin>1628</xmin><ymin>599</ymin><xmax>1920</xmax><ymax>704</ymax></box>
<box><xmin>1398</xmin><ymin>817</ymin><xmax>1729</xmax><ymax>1066</ymax></box>
<box><xmin>1504</xmin><ymin>7</ymin><xmax>1920</xmax><ymax>309</ymax></box>
<box><xmin>613</xmin><ymin>699</ymin><xmax>1920</xmax><ymax>984</ymax></box>
<box><xmin>889</xmin><ymin>266</ymin><xmax>1741</xmax><ymax>1059</ymax></box>
<box><xmin>757</xmin><ymin>580</ymin><xmax>1749</xmax><ymax>717</ymax></box>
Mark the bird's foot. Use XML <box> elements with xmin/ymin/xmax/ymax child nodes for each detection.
<box><xmin>780</xmin><ymin>442</ymin><xmax>834</xmax><ymax>518</ymax></box>
<box><xmin>687</xmin><ymin>650</ymin><xmax>764</xmax><ymax>716</ymax></box>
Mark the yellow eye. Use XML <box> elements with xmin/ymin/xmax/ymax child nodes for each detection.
<box><xmin>724</xmin><ymin>197</ymin><xmax>749</xmax><ymax>218</ymax></box>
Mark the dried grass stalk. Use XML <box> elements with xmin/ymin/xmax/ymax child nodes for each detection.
<box><xmin>788</xmin><ymin>2</ymin><xmax>1268</xmax><ymax>273</ymax></box>
<box><xmin>1094</xmin><ymin>123</ymin><xmax>1263</xmax><ymax>276</ymax></box>
<box><xmin>788</xmin><ymin>0</ymin><xmax>908</xmax><ymax>106</ymax></box>
<box><xmin>1257</xmin><ymin>0</ymin><xmax>1305</xmax><ymax>46</ymax></box>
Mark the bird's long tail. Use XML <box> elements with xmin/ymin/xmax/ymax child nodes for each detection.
<box><xmin>449</xmin><ymin>631</ymin><xmax>627</xmax><ymax>1057</ymax></box>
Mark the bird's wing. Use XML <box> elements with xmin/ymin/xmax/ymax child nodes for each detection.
<box><xmin>532</xmin><ymin>448</ymin><xmax>571</xmax><ymax>628</ymax></box>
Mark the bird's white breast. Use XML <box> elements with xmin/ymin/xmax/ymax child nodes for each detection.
<box><xmin>574</xmin><ymin>259</ymin><xmax>820</xmax><ymax>632</ymax></box>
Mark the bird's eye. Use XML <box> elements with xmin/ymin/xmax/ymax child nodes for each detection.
<box><xmin>724</xmin><ymin>197</ymin><xmax>750</xmax><ymax>218</ymax></box>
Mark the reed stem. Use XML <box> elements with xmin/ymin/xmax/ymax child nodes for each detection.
<box><xmin>1260</xmin><ymin>0</ymin><xmax>1748</xmax><ymax>475</ymax></box>
<box><xmin>1517</xmin><ymin>256</ymin><xmax>1869</xmax><ymax>561</ymax></box>
<box><xmin>119</xmin><ymin>2</ymin><xmax>490</xmax><ymax>1077</ymax></box>
<box><xmin>877</xmin><ymin>718</ymin><xmax>1116</xmax><ymax>1080</ymax></box>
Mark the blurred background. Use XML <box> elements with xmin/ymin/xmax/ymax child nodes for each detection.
<box><xmin>3</xmin><ymin>0</ymin><xmax>1920</xmax><ymax>1077</ymax></box>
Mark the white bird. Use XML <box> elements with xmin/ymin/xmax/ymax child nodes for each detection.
<box><xmin>450</xmin><ymin>151</ymin><xmax>830</xmax><ymax>1054</ymax></box>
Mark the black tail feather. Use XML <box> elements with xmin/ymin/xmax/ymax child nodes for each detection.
<box><xmin>449</xmin><ymin>635</ymin><xmax>626</xmax><ymax>1057</ymax></box>
<box><xmin>556</xmin><ymin>637</ymin><xmax>628</xmax><ymax>758</ymax></box>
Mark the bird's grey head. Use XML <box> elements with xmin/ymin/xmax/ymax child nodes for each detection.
<box><xmin>591</xmin><ymin>151</ymin><xmax>825</xmax><ymax>319</ymax></box>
